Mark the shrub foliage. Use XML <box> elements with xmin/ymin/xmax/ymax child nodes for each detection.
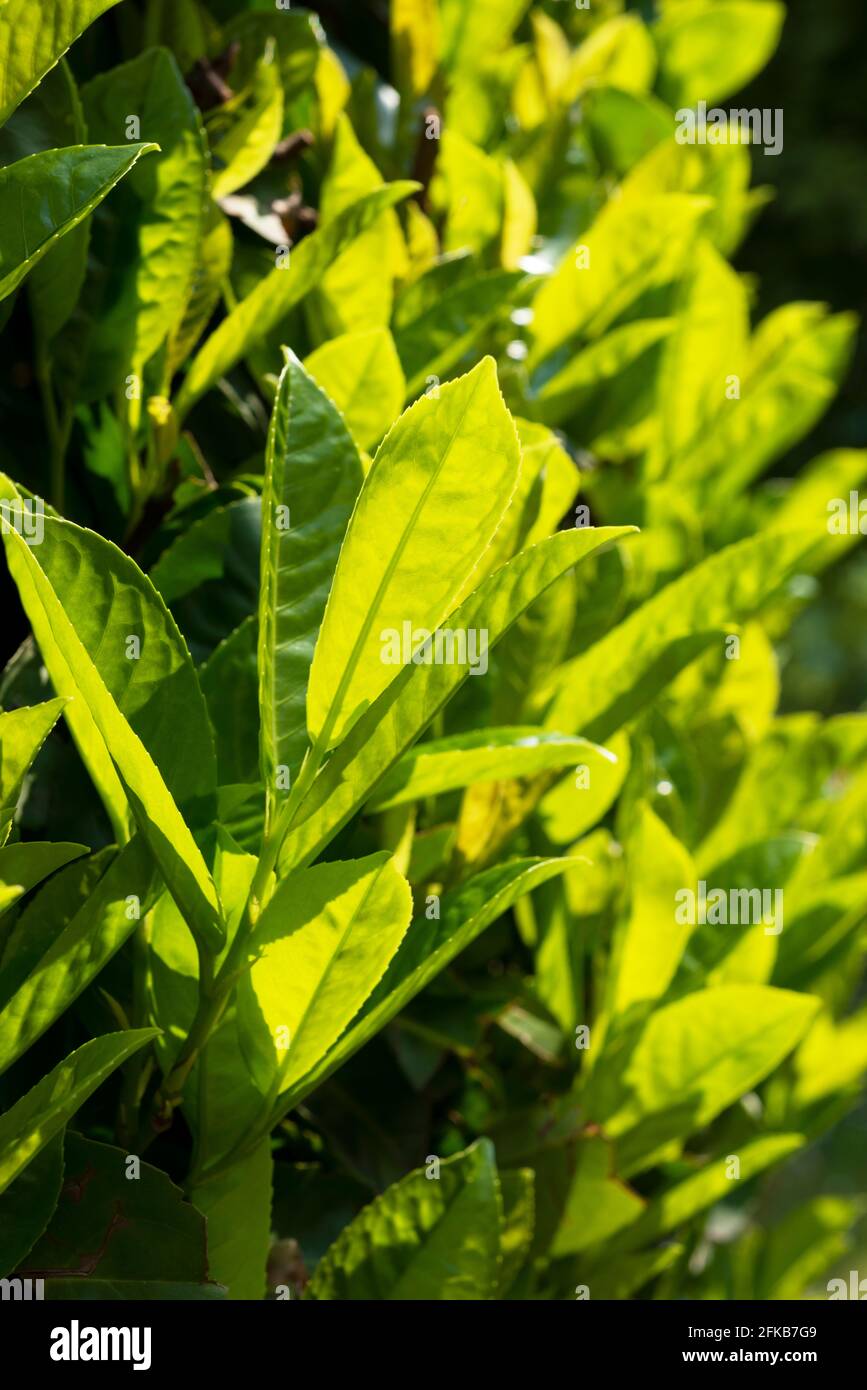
<box><xmin>0</xmin><ymin>0</ymin><xmax>863</xmax><ymax>1301</ymax></box>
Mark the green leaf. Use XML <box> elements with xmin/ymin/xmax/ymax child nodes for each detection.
<box><xmin>0</xmin><ymin>1133</ymin><xmax>64</xmax><ymax>1277</ymax></box>
<box><xmin>0</xmin><ymin>58</ymin><xmax>85</xmax><ymax>167</ymax></box>
<box><xmin>696</xmin><ymin>715</ymin><xmax>823</xmax><ymax>874</ymax></box>
<box><xmin>167</xmin><ymin>203</ymin><xmax>233</xmax><ymax>377</ymax></box>
<box><xmin>0</xmin><ymin>62</ymin><xmax>90</xmax><ymax>348</ymax></box>
<box><xmin>148</xmin><ymin>497</ymin><xmax>261</xmax><ymax>662</ymax></box>
<box><xmin>190</xmin><ymin>1139</ymin><xmax>272</xmax><ymax>1301</ymax></box>
<box><xmin>654</xmin><ymin>239</ymin><xmax>749</xmax><ymax>469</ymax></box>
<box><xmin>0</xmin><ymin>841</ymin><xmax>87</xmax><ymax>918</ymax></box>
<box><xmin>789</xmin><ymin>764</ymin><xmax>867</xmax><ymax>894</ymax></box>
<box><xmin>757</xmin><ymin>1198</ymin><xmax>853</xmax><ymax>1301</ymax></box>
<box><xmin>1</xmin><ymin>520</ymin><xmax>224</xmax><ymax>953</ymax></box>
<box><xmin>532</xmin><ymin>318</ymin><xmax>673</xmax><ymax>429</ymax></box>
<box><xmin>0</xmin><ymin>837</ymin><xmax>157</xmax><ymax>1077</ymax></box>
<box><xmin>391</xmin><ymin>0</ymin><xmax>440</xmax><ymax>101</ymax></box>
<box><xmin>608</xmin><ymin>1134</ymin><xmax>805</xmax><ymax>1257</ymax></box>
<box><xmin>149</xmin><ymin>499</ymin><xmax>260</xmax><ymax>610</ymax></box>
<box><xmin>497</xmin><ymin>1168</ymin><xmax>535</xmax><ymax>1296</ymax></box>
<box><xmin>0</xmin><ymin>1030</ymin><xmax>157</xmax><ymax>1195</ymax></box>
<box><xmin>654</xmin><ymin>1</ymin><xmax>785</xmax><ymax>108</ymax></box>
<box><xmin>395</xmin><ymin>266</ymin><xmax>528</xmax><ymax>400</ymax></box>
<box><xmin>259</xmin><ymin>353</ymin><xmax>363</xmax><ymax>823</ymax></box>
<box><xmin>536</xmin><ymin>731</ymin><xmax>630</xmax><ymax>845</ymax></box>
<box><xmin>551</xmin><ymin>1136</ymin><xmax>644</xmax><ymax>1256</ymax></box>
<box><xmin>0</xmin><ymin>848</ymin><xmax>113</xmax><ymax>998</ymax></box>
<box><xmin>224</xmin><ymin>6</ymin><xmax>320</xmax><ymax>125</ymax></box>
<box><xmin>0</xmin><ymin>698</ymin><xmax>66</xmax><ymax>844</ymax></box>
<box><xmin>545</xmin><ymin>530</ymin><xmax>822</xmax><ymax>743</ymax></box>
<box><xmin>0</xmin><ymin>143</ymin><xmax>157</xmax><ymax>304</ymax></box>
<box><xmin>669</xmin><ymin>305</ymin><xmax>857</xmax><ymax>505</ymax></box>
<box><xmin>149</xmin><ymin>832</ymin><xmax>259</xmax><ymax>1149</ymax></box>
<box><xmin>20</xmin><ymin>1134</ymin><xmax>215</xmax><ymax>1297</ymax></box>
<box><xmin>686</xmin><ymin>835</ymin><xmax>808</xmax><ymax>987</ymax></box>
<box><xmin>583</xmin><ymin>1244</ymin><xmax>682</xmax><ymax>1300</ymax></box>
<box><xmin>176</xmin><ymin>182</ymin><xmax>418</xmax><ymax>421</ymax></box>
<box><xmin>435</xmin><ymin>131</ymin><xmax>504</xmax><ymax>255</ymax></box>
<box><xmin>308</xmin><ymin>114</ymin><xmax>405</xmax><ymax>341</ymax></box>
<box><xmin>200</xmin><ymin>617</ymin><xmax>259</xmax><ymax>787</ymax></box>
<box><xmin>39</xmin><ymin>1279</ymin><xmax>223</xmax><ymax>1300</ymax></box>
<box><xmin>304</xmin><ymin>328</ymin><xmax>406</xmax><ymax>452</ymax></box>
<box><xmin>590</xmin><ymin>986</ymin><xmax>819</xmax><ymax>1140</ymax></box>
<box><xmin>501</xmin><ymin>158</ymin><xmax>537</xmax><ymax>269</ymax></box>
<box><xmin>210</xmin><ymin>50</ymin><xmax>283</xmax><ymax>200</ymax></box>
<box><xmin>307</xmin><ymin>1140</ymin><xmax>502</xmax><ymax>1300</ymax></box>
<box><xmin>477</xmin><ymin>419</ymin><xmax>579</xmax><ymax>582</ymax></box>
<box><xmin>0</xmin><ymin>482</ymin><xmax>218</xmax><ymax>842</ymax></box>
<box><xmin>0</xmin><ymin>0</ymin><xmax>123</xmax><ymax>128</ymax></box>
<box><xmin>368</xmin><ymin>728</ymin><xmax>601</xmax><ymax>811</ymax></box>
<box><xmin>776</xmin><ymin>873</ymin><xmax>867</xmax><ymax>989</ymax></box>
<box><xmin>279</xmin><ymin>858</ymin><xmax>577</xmax><ymax>1111</ymax></box>
<box><xmin>529</xmin><ymin>193</ymin><xmax>709</xmax><ymax>368</ymax></box>
<box><xmin>440</xmin><ymin>0</ymin><xmax>531</xmax><ymax>74</ymax></box>
<box><xmin>569</xmin><ymin>14</ymin><xmax>657</xmax><ymax>96</ymax></box>
<box><xmin>606</xmin><ymin>804</ymin><xmax>695</xmax><ymax>1021</ymax></box>
<box><xmin>771</xmin><ymin>448</ymin><xmax>867</xmax><ymax>570</ymax></box>
<box><xmin>794</xmin><ymin>1009</ymin><xmax>867</xmax><ymax>1108</ymax></box>
<box><xmin>531</xmin><ymin>833</ymin><xmax>620</xmax><ymax>1035</ymax></box>
<box><xmin>145</xmin><ymin>0</ymin><xmax>210</xmax><ymax>75</ymax></box>
<box><xmin>239</xmin><ymin>853</ymin><xmax>413</xmax><ymax>1099</ymax></box>
<box><xmin>583</xmin><ymin>85</ymin><xmax>670</xmax><ymax>178</ymax></box>
<box><xmin>281</xmin><ymin>528</ymin><xmax>633</xmax><ymax>875</ymax></box>
<box><xmin>72</xmin><ymin>47</ymin><xmax>208</xmax><ymax>394</ymax></box>
<box><xmin>307</xmin><ymin>358</ymin><xmax>521</xmax><ymax>750</ymax></box>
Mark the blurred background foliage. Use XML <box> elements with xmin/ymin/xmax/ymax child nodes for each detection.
<box><xmin>738</xmin><ymin>0</ymin><xmax>867</xmax><ymax>719</ymax></box>
<box><xmin>720</xmin><ymin>0</ymin><xmax>867</xmax><ymax>1289</ymax></box>
<box><xmin>264</xmin><ymin>0</ymin><xmax>867</xmax><ymax>718</ymax></box>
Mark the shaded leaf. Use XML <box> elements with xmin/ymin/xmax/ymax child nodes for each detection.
<box><xmin>259</xmin><ymin>353</ymin><xmax>363</xmax><ymax>821</ymax></box>
<box><xmin>21</xmin><ymin>1134</ymin><xmax>214</xmax><ymax>1297</ymax></box>
<box><xmin>307</xmin><ymin>1140</ymin><xmax>502</xmax><ymax>1300</ymax></box>
<box><xmin>177</xmin><ymin>182</ymin><xmax>418</xmax><ymax>421</ymax></box>
<box><xmin>0</xmin><ymin>837</ymin><xmax>157</xmax><ymax>1077</ymax></box>
<box><xmin>0</xmin><ymin>143</ymin><xmax>157</xmax><ymax>304</ymax></box>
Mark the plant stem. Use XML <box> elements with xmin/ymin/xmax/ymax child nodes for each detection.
<box><xmin>116</xmin><ymin>910</ymin><xmax>154</xmax><ymax>1147</ymax></box>
<box><xmin>136</xmin><ymin>948</ymin><xmax>225</xmax><ymax>1151</ymax></box>
<box><xmin>38</xmin><ymin>359</ymin><xmax>72</xmax><ymax>513</ymax></box>
<box><xmin>182</xmin><ymin>746</ymin><xmax>330</xmax><ymax>1179</ymax></box>
<box><xmin>138</xmin><ymin>738</ymin><xmax>330</xmax><ymax>1161</ymax></box>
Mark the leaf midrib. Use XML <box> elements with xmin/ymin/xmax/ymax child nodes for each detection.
<box><xmin>276</xmin><ymin>861</ymin><xmax>397</xmax><ymax>1089</ymax></box>
<box><xmin>315</xmin><ymin>369</ymin><xmax>488</xmax><ymax>745</ymax></box>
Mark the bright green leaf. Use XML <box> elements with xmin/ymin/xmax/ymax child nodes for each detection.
<box><xmin>1</xmin><ymin>519</ymin><xmax>223</xmax><ymax>952</ymax></box>
<box><xmin>304</xmin><ymin>327</ymin><xmax>406</xmax><ymax>452</ymax></box>
<box><xmin>307</xmin><ymin>358</ymin><xmax>521</xmax><ymax>750</ymax></box>
<box><xmin>0</xmin><ymin>1030</ymin><xmax>157</xmax><ymax>1195</ymax></box>
<box><xmin>240</xmin><ymin>853</ymin><xmax>413</xmax><ymax>1099</ymax></box>
<box><xmin>0</xmin><ymin>0</ymin><xmax>123</xmax><ymax>127</ymax></box>
<box><xmin>0</xmin><ymin>698</ymin><xmax>66</xmax><ymax>844</ymax></box>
